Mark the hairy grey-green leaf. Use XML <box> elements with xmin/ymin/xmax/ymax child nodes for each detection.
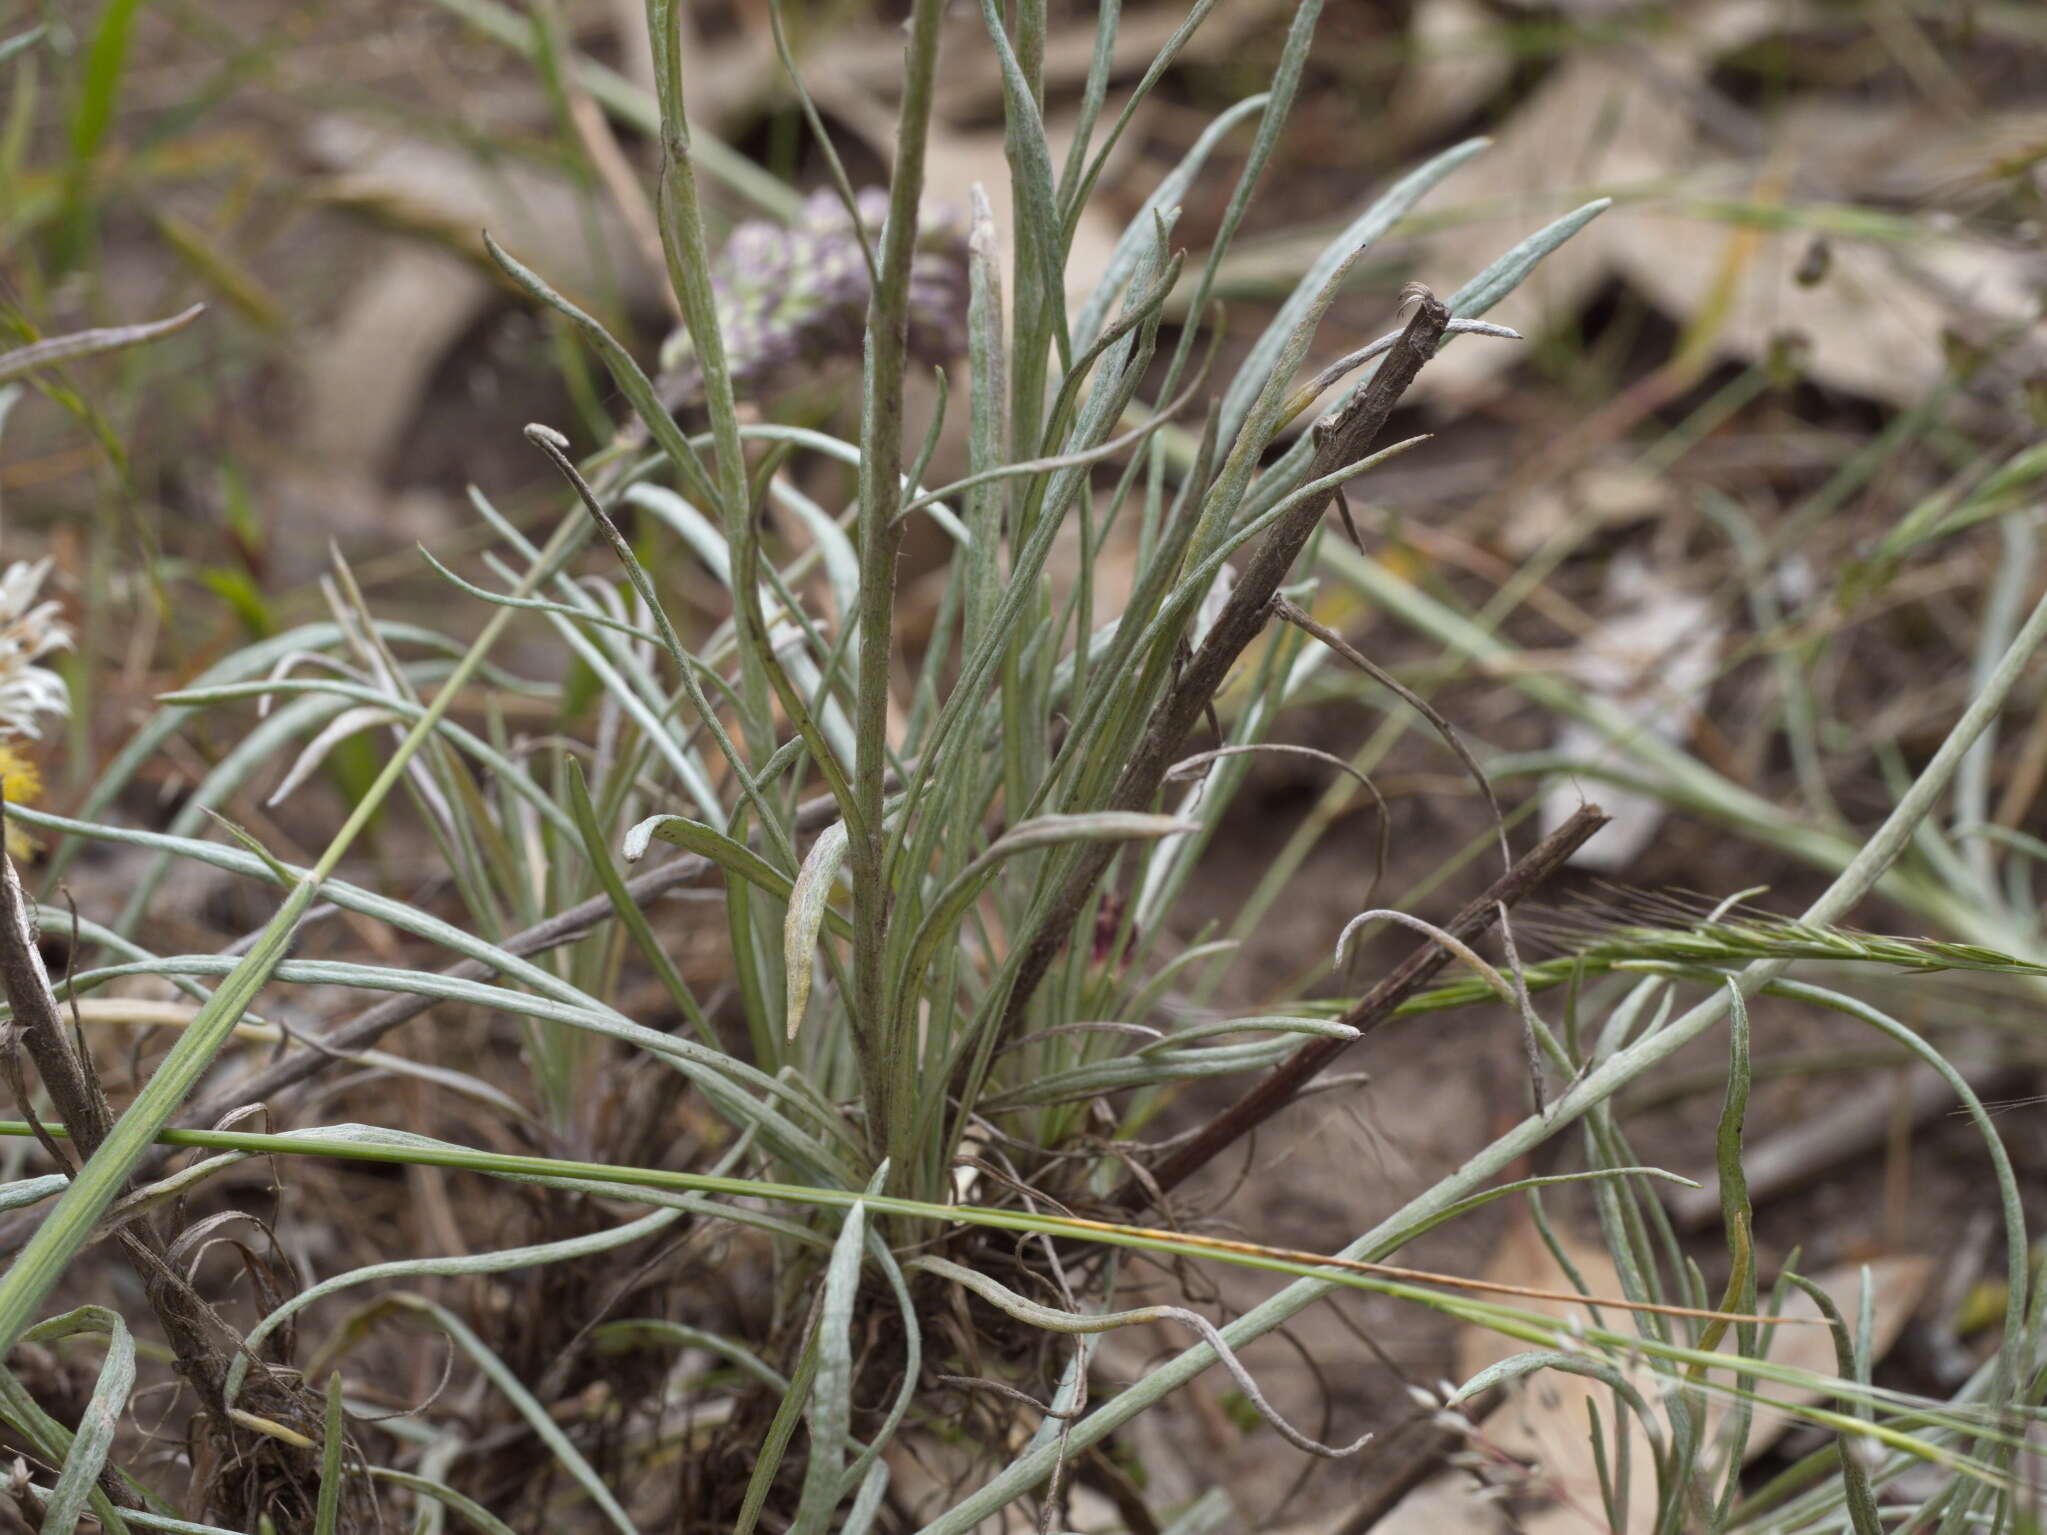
<box><xmin>784</xmin><ymin>821</ymin><xmax>849</xmax><ymax>1039</ymax></box>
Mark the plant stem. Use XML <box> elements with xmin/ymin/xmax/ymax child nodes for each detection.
<box><xmin>1129</xmin><ymin>802</ymin><xmax>1608</xmax><ymax>1206</ymax></box>
<box><xmin>853</xmin><ymin>0</ymin><xmax>948</xmax><ymax>1180</ymax></box>
<box><xmin>918</xmin><ymin>575</ymin><xmax>2047</xmax><ymax>1535</ymax></box>
<box><xmin>644</xmin><ymin>0</ymin><xmax>773</xmax><ymax>753</ymax></box>
<box><xmin>987</xmin><ymin>290</ymin><xmax>1452</xmax><ymax>1063</ymax></box>
<box><xmin>0</xmin><ymin>515</ymin><xmax>582</xmax><ymax>1354</ymax></box>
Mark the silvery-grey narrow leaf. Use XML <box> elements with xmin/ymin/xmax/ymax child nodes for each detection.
<box><xmin>974</xmin><ymin>0</ymin><xmax>1071</xmax><ymax>357</ymax></box>
<box><xmin>0</xmin><ymin>1175</ymin><xmax>67</xmax><ymax>1212</ymax></box>
<box><xmin>1054</xmin><ymin>0</ymin><xmax>1120</xmax><ymax>208</ymax></box>
<box><xmin>784</xmin><ymin>821</ymin><xmax>849</xmax><ymax>1039</ymax></box>
<box><xmin>386</xmin><ymin>1299</ymin><xmax>638</xmax><ymax>1534</ymax></box>
<box><xmin>0</xmin><ymin>25</ymin><xmax>45</xmax><ymax>69</ymax></box>
<box><xmin>1150</xmin><ymin>0</ymin><xmax>1325</xmax><ymax>396</ymax></box>
<box><xmin>837</xmin><ymin>1461</ymin><xmax>892</xmax><ymax>1535</ymax></box>
<box><xmin>226</xmin><ymin>1207</ymin><xmax>681</xmax><ymax>1405</ymax></box>
<box><xmin>1219</xmin><ymin>136</ymin><xmax>1489</xmax><ymax>445</ymax></box>
<box><xmin>0</xmin><ymin>304</ymin><xmax>203</xmax><ymax>384</ymax></box>
<box><xmin>265</xmin><ymin>704</ymin><xmax>402</xmax><ymax>809</ymax></box>
<box><xmin>964</xmin><ymin>182</ymin><xmax>1007</xmax><ymax>656</ymax></box>
<box><xmin>22</xmin><ymin>1307</ymin><xmax>133</xmax><ymax>1535</ymax></box>
<box><xmin>793</xmin><ymin>1200</ymin><xmax>867</xmax><ymax>1532</ymax></box>
<box><xmin>1058</xmin><ymin>0</ymin><xmax>1225</xmax><ymax>237</ymax></box>
<box><xmin>1189</xmin><ymin>241</ymin><xmax>1373</xmax><ymax>561</ymax></box>
<box><xmin>1449</xmin><ymin>197</ymin><xmax>1613</xmax><ymax>320</ymax></box>
<box><xmin>623</xmin><ymin>814</ymin><xmax>796</xmax><ymax>900</ymax></box>
<box><xmin>1072</xmin><ymin>92</ymin><xmax>1266</xmax><ymax>352</ymax></box>
<box><xmin>1244</xmin><ymin>198</ymin><xmax>1611</xmax><ymax>522</ymax></box>
<box><xmin>771</xmin><ymin>481</ymin><xmax>861</xmax><ymax>627</ymax></box>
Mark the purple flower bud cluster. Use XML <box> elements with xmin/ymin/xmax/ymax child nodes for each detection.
<box><xmin>658</xmin><ymin>188</ymin><xmax>970</xmax><ymax>408</ymax></box>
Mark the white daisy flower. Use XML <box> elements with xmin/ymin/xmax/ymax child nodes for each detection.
<box><xmin>0</xmin><ymin>560</ymin><xmax>70</xmax><ymax>739</ymax></box>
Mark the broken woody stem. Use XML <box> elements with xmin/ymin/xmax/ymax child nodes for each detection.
<box><xmin>0</xmin><ymin>806</ymin><xmax>331</xmax><ymax>1520</ymax></box>
<box><xmin>1127</xmin><ymin>802</ymin><xmax>1609</xmax><ymax>1209</ymax></box>
<box><xmin>989</xmin><ymin>288</ymin><xmax>1459</xmax><ymax>1068</ymax></box>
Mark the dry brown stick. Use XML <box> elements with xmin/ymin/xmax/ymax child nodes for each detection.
<box><xmin>0</xmin><ymin>857</ymin><xmax>715</xmax><ymax>1255</ymax></box>
<box><xmin>1</xmin><ymin>841</ymin><xmax>195</xmax><ymax>1311</ymax></box>
<box><xmin>984</xmin><ymin>288</ymin><xmax>1455</xmax><ymax>1069</ymax></box>
<box><xmin>0</xmin><ymin>851</ymin><xmax>114</xmax><ymax>1152</ymax></box>
<box><xmin>0</xmin><ymin>805</ymin><xmax>331</xmax><ymax>1515</ymax></box>
<box><xmin>1124</xmin><ymin>803</ymin><xmax>1608</xmax><ymax>1210</ymax></box>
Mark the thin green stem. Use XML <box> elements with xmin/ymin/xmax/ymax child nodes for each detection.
<box><xmin>851</xmin><ymin>0</ymin><xmax>948</xmax><ymax>1181</ymax></box>
<box><xmin>644</xmin><ymin>0</ymin><xmax>774</xmax><ymax>754</ymax></box>
<box><xmin>0</xmin><ymin>510</ymin><xmax>584</xmax><ymax>1353</ymax></box>
<box><xmin>921</xmin><ymin>577</ymin><xmax>2047</xmax><ymax>1532</ymax></box>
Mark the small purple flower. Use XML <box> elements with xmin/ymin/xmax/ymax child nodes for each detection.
<box><xmin>659</xmin><ymin>188</ymin><xmax>970</xmax><ymax>407</ymax></box>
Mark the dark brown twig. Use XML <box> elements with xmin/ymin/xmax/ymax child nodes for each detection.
<box><xmin>985</xmin><ymin>288</ymin><xmax>1456</xmax><ymax>1067</ymax></box>
<box><xmin>0</xmin><ymin>798</ymin><xmax>332</xmax><ymax>1522</ymax></box>
<box><xmin>1123</xmin><ymin>803</ymin><xmax>1608</xmax><ymax>1209</ymax></box>
<box><xmin>0</xmin><ymin>841</ymin><xmax>113</xmax><ymax>1152</ymax></box>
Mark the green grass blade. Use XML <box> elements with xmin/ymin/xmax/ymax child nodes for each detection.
<box><xmin>565</xmin><ymin>758</ymin><xmax>717</xmax><ymax>1045</ymax></box>
<box><xmin>0</xmin><ymin>515</ymin><xmax>579</xmax><ymax>1353</ymax></box>
<box><xmin>313</xmin><ymin>1372</ymin><xmax>347</xmax><ymax>1535</ymax></box>
<box><xmin>53</xmin><ymin>0</ymin><xmax>146</xmax><ymax>270</ymax></box>
<box><xmin>735</xmin><ymin>1331</ymin><xmax>820</xmax><ymax>1535</ymax></box>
